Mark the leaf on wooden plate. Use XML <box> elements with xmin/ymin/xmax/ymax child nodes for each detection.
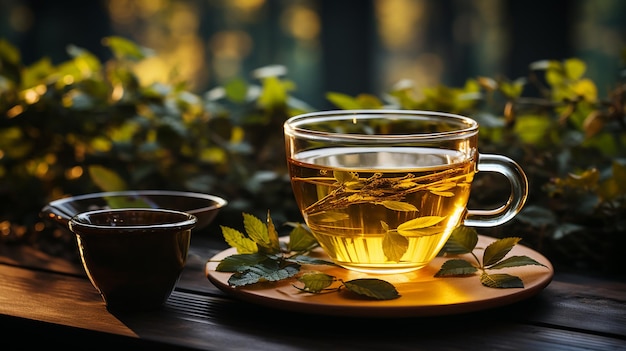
<box><xmin>480</xmin><ymin>273</ymin><xmax>524</xmax><ymax>289</ymax></box>
<box><xmin>243</xmin><ymin>212</ymin><xmax>274</xmax><ymax>251</ymax></box>
<box><xmin>483</xmin><ymin>237</ymin><xmax>522</xmax><ymax>266</ymax></box>
<box><xmin>441</xmin><ymin>226</ymin><xmax>478</xmax><ymax>254</ymax></box>
<box><xmin>488</xmin><ymin>255</ymin><xmax>547</xmax><ymax>269</ymax></box>
<box><xmin>296</xmin><ymin>272</ymin><xmax>336</xmax><ymax>293</ymax></box>
<box><xmin>221</xmin><ymin>226</ymin><xmax>258</xmax><ymax>254</ymax></box>
<box><xmin>215</xmin><ymin>252</ymin><xmax>267</xmax><ymax>272</ymax></box>
<box><xmin>342</xmin><ymin>278</ymin><xmax>400</xmax><ymax>300</ymax></box>
<box><xmin>434</xmin><ymin>259</ymin><xmax>478</xmax><ymax>277</ymax></box>
<box><xmin>288</xmin><ymin>223</ymin><xmax>319</xmax><ymax>251</ymax></box>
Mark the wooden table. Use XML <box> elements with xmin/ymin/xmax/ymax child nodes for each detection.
<box><xmin>1</xmin><ymin>231</ymin><xmax>625</xmax><ymax>350</ymax></box>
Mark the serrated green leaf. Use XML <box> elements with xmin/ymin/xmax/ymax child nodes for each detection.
<box><xmin>383</xmin><ymin>231</ymin><xmax>408</xmax><ymax>262</ymax></box>
<box><xmin>228</xmin><ymin>261</ymin><xmax>300</xmax><ymax>287</ymax></box>
<box><xmin>215</xmin><ymin>253</ymin><xmax>268</xmax><ymax>272</ymax></box>
<box><xmin>434</xmin><ymin>259</ymin><xmax>478</xmax><ymax>277</ymax></box>
<box><xmin>444</xmin><ymin>226</ymin><xmax>478</xmax><ymax>254</ymax></box>
<box><xmin>488</xmin><ymin>255</ymin><xmax>547</xmax><ymax>269</ymax></box>
<box><xmin>259</xmin><ymin>264</ymin><xmax>300</xmax><ymax>282</ymax></box>
<box><xmin>381</xmin><ymin>200</ymin><xmax>418</xmax><ymax>212</ymax></box>
<box><xmin>243</xmin><ymin>213</ymin><xmax>274</xmax><ymax>251</ymax></box>
<box><xmin>342</xmin><ymin>278</ymin><xmax>400</xmax><ymax>300</ymax></box>
<box><xmin>221</xmin><ymin>225</ymin><xmax>258</xmax><ymax>254</ymax></box>
<box><xmin>483</xmin><ymin>237</ymin><xmax>522</xmax><ymax>266</ymax></box>
<box><xmin>265</xmin><ymin>210</ymin><xmax>281</xmax><ymax>252</ymax></box>
<box><xmin>480</xmin><ymin>273</ymin><xmax>524</xmax><ymax>289</ymax></box>
<box><xmin>227</xmin><ymin>270</ymin><xmax>264</xmax><ymax>287</ymax></box>
<box><xmin>286</xmin><ymin>255</ymin><xmax>337</xmax><ymax>266</ymax></box>
<box><xmin>288</xmin><ymin>223</ymin><xmax>318</xmax><ymax>251</ymax></box>
<box><xmin>297</xmin><ymin>272</ymin><xmax>336</xmax><ymax>292</ymax></box>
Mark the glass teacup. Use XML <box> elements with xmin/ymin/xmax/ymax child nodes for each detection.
<box><xmin>284</xmin><ymin>110</ymin><xmax>528</xmax><ymax>274</ymax></box>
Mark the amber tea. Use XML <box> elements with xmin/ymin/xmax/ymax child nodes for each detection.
<box><xmin>284</xmin><ymin>110</ymin><xmax>528</xmax><ymax>274</ymax></box>
<box><xmin>289</xmin><ymin>147</ymin><xmax>474</xmax><ymax>274</ymax></box>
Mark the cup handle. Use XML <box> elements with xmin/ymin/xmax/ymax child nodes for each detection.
<box><xmin>464</xmin><ymin>154</ymin><xmax>529</xmax><ymax>227</ymax></box>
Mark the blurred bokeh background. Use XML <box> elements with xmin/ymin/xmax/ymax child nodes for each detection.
<box><xmin>1</xmin><ymin>0</ymin><xmax>625</xmax><ymax>109</ymax></box>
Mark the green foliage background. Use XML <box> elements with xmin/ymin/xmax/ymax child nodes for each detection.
<box><xmin>1</xmin><ymin>37</ymin><xmax>625</xmax><ymax>274</ymax></box>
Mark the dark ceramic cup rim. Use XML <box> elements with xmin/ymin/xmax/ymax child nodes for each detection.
<box><xmin>69</xmin><ymin>208</ymin><xmax>197</xmax><ymax>234</ymax></box>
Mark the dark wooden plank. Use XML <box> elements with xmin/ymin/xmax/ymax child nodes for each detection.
<box><xmin>2</xmin><ymin>263</ymin><xmax>626</xmax><ymax>350</ymax></box>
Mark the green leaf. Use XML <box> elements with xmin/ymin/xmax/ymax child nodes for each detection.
<box><xmin>488</xmin><ymin>255</ymin><xmax>547</xmax><ymax>269</ymax></box>
<box><xmin>221</xmin><ymin>225</ymin><xmax>258</xmax><ymax>254</ymax></box>
<box><xmin>326</xmin><ymin>91</ymin><xmax>363</xmax><ymax>109</ymax></box>
<box><xmin>383</xmin><ymin>231</ymin><xmax>409</xmax><ymax>262</ymax></box>
<box><xmin>22</xmin><ymin>58</ymin><xmax>54</xmax><ymax>88</ymax></box>
<box><xmin>342</xmin><ymin>278</ymin><xmax>400</xmax><ymax>300</ymax></box>
<box><xmin>224</xmin><ymin>77</ymin><xmax>248</xmax><ymax>103</ymax></box>
<box><xmin>564</xmin><ymin>58</ymin><xmax>586</xmax><ymax>80</ymax></box>
<box><xmin>243</xmin><ymin>213</ymin><xmax>274</xmax><ymax>252</ymax></box>
<box><xmin>286</xmin><ymin>255</ymin><xmax>337</xmax><ymax>266</ymax></box>
<box><xmin>102</xmin><ymin>36</ymin><xmax>152</xmax><ymax>61</ymax></box>
<box><xmin>333</xmin><ymin>170</ymin><xmax>359</xmax><ymax>184</ymax></box>
<box><xmin>443</xmin><ymin>226</ymin><xmax>478</xmax><ymax>254</ymax></box>
<box><xmin>227</xmin><ymin>270</ymin><xmax>264</xmax><ymax>286</ymax></box>
<box><xmin>483</xmin><ymin>237</ymin><xmax>522</xmax><ymax>266</ymax></box>
<box><xmin>434</xmin><ymin>259</ymin><xmax>478</xmax><ymax>277</ymax></box>
<box><xmin>500</xmin><ymin>78</ymin><xmax>525</xmax><ymax>98</ymax></box>
<box><xmin>288</xmin><ymin>224</ymin><xmax>319</xmax><ymax>252</ymax></box>
<box><xmin>397</xmin><ymin>216</ymin><xmax>446</xmax><ymax>235</ymax></box>
<box><xmin>215</xmin><ymin>253</ymin><xmax>268</xmax><ymax>272</ymax></box>
<box><xmin>227</xmin><ymin>262</ymin><xmax>300</xmax><ymax>287</ymax></box>
<box><xmin>297</xmin><ymin>272</ymin><xmax>336</xmax><ymax>293</ymax></box>
<box><xmin>66</xmin><ymin>45</ymin><xmax>102</xmax><ymax>75</ymax></box>
<box><xmin>0</xmin><ymin>38</ymin><xmax>20</xmax><ymax>65</ymax></box>
<box><xmin>265</xmin><ymin>210</ymin><xmax>281</xmax><ymax>252</ymax></box>
<box><xmin>88</xmin><ymin>165</ymin><xmax>128</xmax><ymax>192</ymax></box>
<box><xmin>513</xmin><ymin>114</ymin><xmax>552</xmax><ymax>145</ymax></box>
<box><xmin>381</xmin><ymin>200</ymin><xmax>418</xmax><ymax>212</ymax></box>
<box><xmin>480</xmin><ymin>273</ymin><xmax>524</xmax><ymax>289</ymax></box>
<box><xmin>257</xmin><ymin>76</ymin><xmax>289</xmax><ymax>108</ymax></box>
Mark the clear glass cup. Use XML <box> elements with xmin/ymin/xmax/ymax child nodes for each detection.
<box><xmin>284</xmin><ymin>109</ymin><xmax>528</xmax><ymax>274</ymax></box>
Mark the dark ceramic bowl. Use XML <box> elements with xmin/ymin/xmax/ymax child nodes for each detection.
<box><xmin>41</xmin><ymin>190</ymin><xmax>227</xmax><ymax>232</ymax></box>
<box><xmin>69</xmin><ymin>208</ymin><xmax>197</xmax><ymax>311</ymax></box>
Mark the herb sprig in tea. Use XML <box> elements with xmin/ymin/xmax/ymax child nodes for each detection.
<box><xmin>299</xmin><ymin>170</ymin><xmax>471</xmax><ymax>215</ymax></box>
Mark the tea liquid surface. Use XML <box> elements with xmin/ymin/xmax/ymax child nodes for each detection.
<box><xmin>288</xmin><ymin>147</ymin><xmax>475</xmax><ymax>274</ymax></box>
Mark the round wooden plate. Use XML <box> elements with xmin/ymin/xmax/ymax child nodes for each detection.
<box><xmin>205</xmin><ymin>235</ymin><xmax>553</xmax><ymax>318</ymax></box>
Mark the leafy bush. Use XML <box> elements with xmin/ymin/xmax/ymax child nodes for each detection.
<box><xmin>1</xmin><ymin>37</ymin><xmax>625</xmax><ymax>273</ymax></box>
<box><xmin>326</xmin><ymin>57</ymin><xmax>626</xmax><ymax>273</ymax></box>
<box><xmin>0</xmin><ymin>37</ymin><xmax>306</xmax><ymax>254</ymax></box>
